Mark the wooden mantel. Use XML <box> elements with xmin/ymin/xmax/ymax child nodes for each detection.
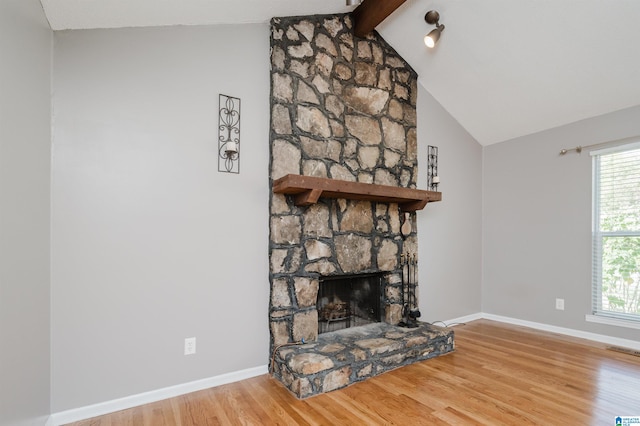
<box><xmin>272</xmin><ymin>174</ymin><xmax>441</xmax><ymax>212</ymax></box>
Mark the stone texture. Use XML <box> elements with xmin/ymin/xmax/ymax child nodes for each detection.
<box><xmin>384</xmin><ymin>149</ymin><xmax>401</xmax><ymax>168</ymax></box>
<box><xmin>300</xmin><ymin>137</ymin><xmax>341</xmax><ymax>162</ymax></box>
<box><xmin>315</xmin><ymin>52</ymin><xmax>333</xmax><ymax>76</ymax></box>
<box><xmin>315</xmin><ymin>33</ymin><xmax>337</xmax><ymax>56</ymax></box>
<box><xmin>271</xmin><ymin>321</ymin><xmax>290</xmax><ymax>346</ymax></box>
<box><xmin>273</xmin><ymin>73</ymin><xmax>293</xmax><ymax>102</ymax></box>
<box><xmin>304</xmin><ymin>260</ymin><xmax>337</xmax><ymax>275</ymax></box>
<box><xmin>294</xmin><ymin>277</ymin><xmax>319</xmax><ymax>307</ymax></box>
<box><xmin>294</xmin><ymin>21</ymin><xmax>315</xmax><ymax>41</ymax></box>
<box><xmin>288</xmin><ymin>42</ymin><xmax>313</xmax><ymax>58</ymax></box>
<box><xmin>272</xmin><ymin>278</ymin><xmax>292</xmax><ymax>308</ymax></box>
<box><xmin>323</xmin><ymin>16</ymin><xmax>343</xmax><ymax>38</ymax></box>
<box><xmin>345</xmin><ymin>115</ymin><xmax>381</xmax><ymax>145</ymax></box>
<box><xmin>304</xmin><ymin>239</ymin><xmax>332</xmax><ymax>260</ymax></box>
<box><xmin>271</xmin><ymin>193</ymin><xmax>290</xmax><ymax>215</ymax></box>
<box><xmin>272</xmin><ymin>104</ymin><xmax>292</xmax><ymax>135</ymax></box>
<box><xmin>290</xmin><ymin>60</ymin><xmax>309</xmax><ymax>78</ymax></box>
<box><xmin>330</xmin><ymin>120</ymin><xmax>344</xmax><ymax>137</ymax></box>
<box><xmin>271</xmin><ymin>215</ymin><xmax>302</xmax><ymax>245</ymax></box>
<box><xmin>269</xmin><ymin>16</ymin><xmax>424</xmax><ymax>385</ymax></box>
<box><xmin>329</xmin><ymin>164</ymin><xmax>356</xmax><ymax>182</ymax></box>
<box><xmin>297</xmin><ymin>81</ymin><xmax>319</xmax><ymax>104</ymax></box>
<box><xmin>342</xmin><ymin>86</ymin><xmax>389</xmax><ymax>115</ymax></box>
<box><xmin>385</xmin><ymin>304</ymin><xmax>403</xmax><ymax>325</ymax></box>
<box><xmin>374</xmin><ymin>169</ymin><xmax>398</xmax><ymax>187</ymax></box>
<box><xmin>323</xmin><ymin>367</ymin><xmax>351</xmax><ymax>392</ymax></box>
<box><xmin>377</xmin><ymin>239</ymin><xmax>398</xmax><ymax>271</ymax></box>
<box><xmin>312</xmin><ymin>75</ymin><xmax>331</xmax><ymax>93</ymax></box>
<box><xmin>270</xmin><ymin>248</ymin><xmax>287</xmax><ymax>274</ymax></box>
<box><xmin>293</xmin><ymin>310</ymin><xmax>318</xmax><ymax>342</ymax></box>
<box><xmin>354</xmin><ymin>62</ymin><xmax>377</xmax><ymax>86</ymax></box>
<box><xmin>334</xmin><ymin>234</ymin><xmax>372</xmax><ymax>273</ymax></box>
<box><xmin>381</xmin><ymin>117</ymin><xmax>406</xmax><ymax>151</ymax></box>
<box><xmin>334</xmin><ymin>63</ymin><xmax>352</xmax><ymax>80</ymax></box>
<box><xmin>296</xmin><ymin>105</ymin><xmax>331</xmax><ymax>138</ymax></box>
<box><xmin>357</xmin><ymin>41</ymin><xmax>372</xmax><ymax>59</ymax></box>
<box><xmin>340</xmin><ymin>201</ymin><xmax>374</xmax><ymax>233</ymax></box>
<box><xmin>289</xmin><ymin>353</ymin><xmax>334</xmax><ymax>375</ymax></box>
<box><xmin>272</xmin><ymin>46</ymin><xmax>285</xmax><ymax>70</ymax></box>
<box><xmin>302</xmin><ymin>203</ymin><xmax>331</xmax><ymax>238</ymax></box>
<box><xmin>302</xmin><ymin>160</ymin><xmax>327</xmax><ymax>177</ymax></box>
<box><xmin>325</xmin><ymin>95</ymin><xmax>344</xmax><ymax>118</ymax></box>
<box><xmin>271</xmin><ymin>139</ymin><xmax>300</xmax><ymax>179</ymax></box>
<box><xmin>272</xmin><ymin>322</ymin><xmax>454</xmax><ymax>398</ymax></box>
<box><xmin>406</xmin><ymin>127</ymin><xmax>417</xmax><ymax>161</ymax></box>
<box><xmin>358</xmin><ymin>146</ymin><xmax>379</xmax><ymax>170</ymax></box>
<box><xmin>378</xmin><ymin>67</ymin><xmax>392</xmax><ymax>90</ymax></box>
<box><xmin>388</xmin><ymin>99</ymin><xmax>403</xmax><ymax>120</ymax></box>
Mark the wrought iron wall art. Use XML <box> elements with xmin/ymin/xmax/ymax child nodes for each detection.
<box><xmin>218</xmin><ymin>94</ymin><xmax>241</xmax><ymax>173</ymax></box>
<box><xmin>427</xmin><ymin>145</ymin><xmax>439</xmax><ymax>191</ymax></box>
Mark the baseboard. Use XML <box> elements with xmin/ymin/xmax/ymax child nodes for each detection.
<box><xmin>476</xmin><ymin>312</ymin><xmax>640</xmax><ymax>351</ymax></box>
<box><xmin>437</xmin><ymin>312</ymin><xmax>484</xmax><ymax>326</ymax></box>
<box><xmin>49</xmin><ymin>365</ymin><xmax>268</xmax><ymax>426</ymax></box>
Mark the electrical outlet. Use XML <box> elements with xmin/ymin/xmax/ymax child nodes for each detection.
<box><xmin>555</xmin><ymin>298</ymin><xmax>565</xmax><ymax>310</ymax></box>
<box><xmin>184</xmin><ymin>337</ymin><xmax>196</xmax><ymax>355</ymax></box>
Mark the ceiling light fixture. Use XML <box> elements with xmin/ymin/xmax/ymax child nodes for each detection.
<box><xmin>424</xmin><ymin>10</ymin><xmax>444</xmax><ymax>48</ymax></box>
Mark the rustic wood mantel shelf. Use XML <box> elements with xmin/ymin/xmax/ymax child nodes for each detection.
<box><xmin>272</xmin><ymin>174</ymin><xmax>441</xmax><ymax>212</ymax></box>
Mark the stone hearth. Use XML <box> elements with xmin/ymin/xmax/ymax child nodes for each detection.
<box><xmin>272</xmin><ymin>322</ymin><xmax>454</xmax><ymax>398</ymax></box>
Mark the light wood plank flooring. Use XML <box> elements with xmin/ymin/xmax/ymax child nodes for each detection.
<box><xmin>67</xmin><ymin>319</ymin><xmax>640</xmax><ymax>425</ymax></box>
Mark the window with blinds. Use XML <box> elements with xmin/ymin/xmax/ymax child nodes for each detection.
<box><xmin>592</xmin><ymin>142</ymin><xmax>640</xmax><ymax>322</ymax></box>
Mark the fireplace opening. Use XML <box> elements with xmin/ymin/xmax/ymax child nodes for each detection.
<box><xmin>317</xmin><ymin>273</ymin><xmax>383</xmax><ymax>334</ymax></box>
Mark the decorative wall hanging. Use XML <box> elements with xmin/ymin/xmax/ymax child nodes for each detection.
<box><xmin>218</xmin><ymin>94</ymin><xmax>241</xmax><ymax>174</ymax></box>
<box><xmin>427</xmin><ymin>145</ymin><xmax>440</xmax><ymax>191</ymax></box>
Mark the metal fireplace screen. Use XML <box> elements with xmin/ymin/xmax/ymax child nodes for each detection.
<box><xmin>317</xmin><ymin>273</ymin><xmax>383</xmax><ymax>334</ymax></box>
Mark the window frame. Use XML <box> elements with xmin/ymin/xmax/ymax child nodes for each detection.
<box><xmin>589</xmin><ymin>141</ymin><xmax>640</xmax><ymax>327</ymax></box>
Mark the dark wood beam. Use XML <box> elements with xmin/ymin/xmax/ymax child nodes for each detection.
<box><xmin>352</xmin><ymin>0</ymin><xmax>407</xmax><ymax>38</ymax></box>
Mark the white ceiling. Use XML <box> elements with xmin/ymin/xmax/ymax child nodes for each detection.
<box><xmin>39</xmin><ymin>0</ymin><xmax>640</xmax><ymax>146</ymax></box>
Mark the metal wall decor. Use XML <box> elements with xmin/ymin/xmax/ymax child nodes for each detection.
<box><xmin>218</xmin><ymin>94</ymin><xmax>241</xmax><ymax>173</ymax></box>
<box><xmin>427</xmin><ymin>145</ymin><xmax>439</xmax><ymax>191</ymax></box>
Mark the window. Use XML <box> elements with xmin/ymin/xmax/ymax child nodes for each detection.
<box><xmin>592</xmin><ymin>142</ymin><xmax>640</xmax><ymax>323</ymax></box>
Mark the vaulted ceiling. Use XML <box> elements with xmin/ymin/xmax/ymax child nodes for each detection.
<box><xmin>39</xmin><ymin>0</ymin><xmax>640</xmax><ymax>146</ymax></box>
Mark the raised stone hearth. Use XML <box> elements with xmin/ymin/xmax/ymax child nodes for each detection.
<box><xmin>272</xmin><ymin>322</ymin><xmax>454</xmax><ymax>398</ymax></box>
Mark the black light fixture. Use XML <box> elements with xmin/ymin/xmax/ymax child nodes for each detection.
<box><xmin>424</xmin><ymin>10</ymin><xmax>444</xmax><ymax>48</ymax></box>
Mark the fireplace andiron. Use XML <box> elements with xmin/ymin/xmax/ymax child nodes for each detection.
<box><xmin>399</xmin><ymin>252</ymin><xmax>421</xmax><ymax>328</ymax></box>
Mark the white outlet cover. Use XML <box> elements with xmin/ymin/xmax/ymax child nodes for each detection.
<box><xmin>556</xmin><ymin>299</ymin><xmax>565</xmax><ymax>310</ymax></box>
<box><xmin>184</xmin><ymin>337</ymin><xmax>196</xmax><ymax>355</ymax></box>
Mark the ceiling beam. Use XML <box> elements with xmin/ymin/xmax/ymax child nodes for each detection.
<box><xmin>352</xmin><ymin>0</ymin><xmax>407</xmax><ymax>38</ymax></box>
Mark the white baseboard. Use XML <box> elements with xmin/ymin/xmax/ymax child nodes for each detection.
<box><xmin>437</xmin><ymin>312</ymin><xmax>484</xmax><ymax>326</ymax></box>
<box><xmin>48</xmin><ymin>313</ymin><xmax>640</xmax><ymax>425</ymax></box>
<box><xmin>450</xmin><ymin>312</ymin><xmax>640</xmax><ymax>352</ymax></box>
<box><xmin>49</xmin><ymin>365</ymin><xmax>268</xmax><ymax>426</ymax></box>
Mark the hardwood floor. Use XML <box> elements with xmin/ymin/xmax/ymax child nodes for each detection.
<box><xmin>67</xmin><ymin>319</ymin><xmax>640</xmax><ymax>425</ymax></box>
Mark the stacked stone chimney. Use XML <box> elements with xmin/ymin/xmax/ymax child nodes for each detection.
<box><xmin>268</xmin><ymin>14</ymin><xmax>419</xmax><ymax>351</ymax></box>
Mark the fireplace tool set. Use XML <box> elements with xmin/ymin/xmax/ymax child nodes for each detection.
<box><xmin>399</xmin><ymin>252</ymin><xmax>421</xmax><ymax>328</ymax></box>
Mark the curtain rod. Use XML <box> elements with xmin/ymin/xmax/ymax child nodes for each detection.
<box><xmin>559</xmin><ymin>136</ymin><xmax>639</xmax><ymax>156</ymax></box>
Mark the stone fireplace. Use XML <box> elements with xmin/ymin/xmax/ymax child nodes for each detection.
<box><xmin>268</xmin><ymin>13</ymin><xmax>453</xmax><ymax>398</ymax></box>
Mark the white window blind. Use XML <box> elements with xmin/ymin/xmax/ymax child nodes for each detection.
<box><xmin>592</xmin><ymin>142</ymin><xmax>640</xmax><ymax>322</ymax></box>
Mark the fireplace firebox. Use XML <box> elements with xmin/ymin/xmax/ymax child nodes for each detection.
<box><xmin>317</xmin><ymin>273</ymin><xmax>383</xmax><ymax>334</ymax></box>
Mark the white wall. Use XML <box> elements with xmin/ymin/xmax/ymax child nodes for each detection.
<box><xmin>417</xmin><ymin>85</ymin><xmax>483</xmax><ymax>322</ymax></box>
<box><xmin>0</xmin><ymin>1</ymin><xmax>52</xmax><ymax>425</ymax></box>
<box><xmin>483</xmin><ymin>105</ymin><xmax>640</xmax><ymax>342</ymax></box>
<box><xmin>51</xmin><ymin>24</ymin><xmax>270</xmax><ymax>411</ymax></box>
